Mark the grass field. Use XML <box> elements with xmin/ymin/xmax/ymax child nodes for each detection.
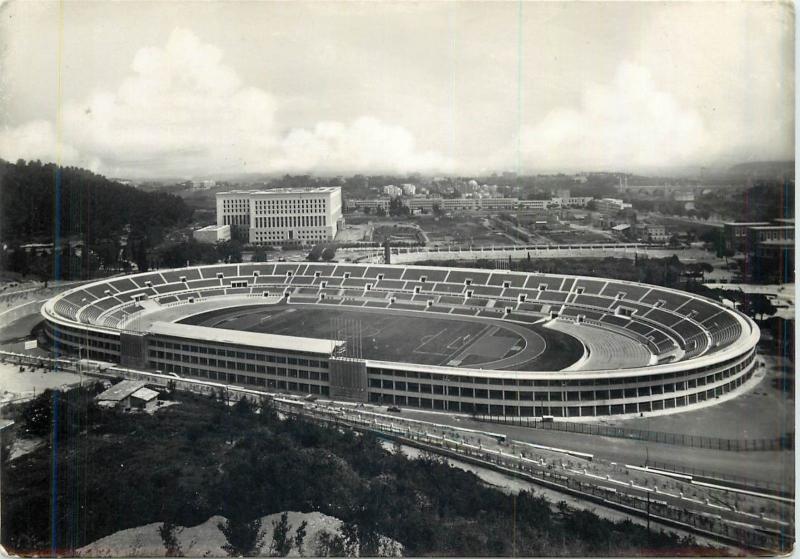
<box><xmin>179</xmin><ymin>304</ymin><xmax>583</xmax><ymax>370</ymax></box>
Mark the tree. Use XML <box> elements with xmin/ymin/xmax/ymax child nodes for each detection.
<box><xmin>751</xmin><ymin>293</ymin><xmax>777</xmax><ymax>321</ymax></box>
<box><xmin>252</xmin><ymin>246</ymin><xmax>268</xmax><ymax>262</ymax></box>
<box><xmin>218</xmin><ymin>240</ymin><xmax>243</xmax><ymax>264</ymax></box>
<box><xmin>293</xmin><ymin>520</ymin><xmax>308</xmax><ymax>555</ymax></box>
<box><xmin>159</xmin><ymin>522</ymin><xmax>183</xmax><ymax>557</ymax></box>
<box><xmin>269</xmin><ymin>512</ymin><xmax>293</xmax><ymax>557</ymax></box>
<box><xmin>308</xmin><ymin>243</ymin><xmax>337</xmax><ymax>262</ymax></box>
<box><xmin>219</xmin><ymin>516</ymin><xmax>265</xmax><ymax>557</ymax></box>
<box><xmin>315</xmin><ymin>529</ymin><xmax>348</xmax><ymax>557</ymax></box>
<box><xmin>321</xmin><ymin>245</ymin><xmax>337</xmax><ymax>261</ymax></box>
<box><xmin>375</xmin><ymin>206</ymin><xmax>387</xmax><ymax>217</ymax></box>
<box><xmin>668</xmin><ymin>234</ymin><xmax>681</xmax><ymax>249</ymax></box>
<box><xmin>20</xmin><ymin>390</ymin><xmax>53</xmax><ymax>438</ymax></box>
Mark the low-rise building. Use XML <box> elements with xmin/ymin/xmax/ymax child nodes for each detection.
<box><xmin>635</xmin><ymin>224</ymin><xmax>668</xmax><ymax>242</ymax></box>
<box><xmin>549</xmin><ymin>196</ymin><xmax>594</xmax><ymax>208</ymax></box>
<box><xmin>344</xmin><ymin>198</ymin><xmax>391</xmax><ymax>212</ymax></box>
<box><xmin>96</xmin><ymin>380</ymin><xmax>159</xmax><ymax>411</ymax></box>
<box><xmin>519</xmin><ymin>199</ymin><xmax>550</xmax><ymax>210</ymax></box>
<box><xmin>193</xmin><ymin>224</ymin><xmax>231</xmax><ymax>244</ymax></box>
<box><xmin>596</xmin><ymin>198</ymin><xmax>633</xmax><ymax>214</ymax></box>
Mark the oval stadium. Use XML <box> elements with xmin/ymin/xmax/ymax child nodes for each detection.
<box><xmin>41</xmin><ymin>262</ymin><xmax>759</xmax><ymax>419</ymax></box>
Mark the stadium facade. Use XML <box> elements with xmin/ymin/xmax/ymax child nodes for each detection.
<box><xmin>42</xmin><ymin>263</ymin><xmax>759</xmax><ymax>419</ymax></box>
<box><xmin>216</xmin><ymin>187</ymin><xmax>342</xmax><ymax>246</ymax></box>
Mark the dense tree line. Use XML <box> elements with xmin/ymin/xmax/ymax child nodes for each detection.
<box><xmin>2</xmin><ymin>389</ymin><xmax>718</xmax><ymax>557</ymax></box>
<box><xmin>694</xmin><ymin>181</ymin><xmax>794</xmax><ymax>223</ymax></box>
<box><xmin>0</xmin><ymin>159</ymin><xmax>193</xmax><ymax>279</ymax></box>
<box><xmin>0</xmin><ymin>159</ymin><xmax>192</xmax><ymax>243</ymax></box>
<box><xmin>154</xmin><ymin>239</ymin><xmax>243</xmax><ymax>269</ymax></box>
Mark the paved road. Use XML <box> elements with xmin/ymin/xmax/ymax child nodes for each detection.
<box><xmin>399</xmin><ymin>408</ymin><xmax>793</xmax><ymax>488</ymax></box>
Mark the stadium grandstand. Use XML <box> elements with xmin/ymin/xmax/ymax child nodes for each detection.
<box><xmin>42</xmin><ymin>262</ymin><xmax>759</xmax><ymax>419</ymax></box>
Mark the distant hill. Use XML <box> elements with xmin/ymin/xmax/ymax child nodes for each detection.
<box><xmin>727</xmin><ymin>161</ymin><xmax>794</xmax><ymax>179</ymax></box>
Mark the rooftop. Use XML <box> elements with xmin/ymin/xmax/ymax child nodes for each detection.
<box><xmin>147</xmin><ymin>321</ymin><xmax>343</xmax><ymax>355</ymax></box>
<box><xmin>217</xmin><ymin>187</ymin><xmax>340</xmax><ymax>197</ymax></box>
<box><xmin>195</xmin><ymin>224</ymin><xmax>230</xmax><ymax>232</ymax></box>
<box><xmin>131</xmin><ymin>387</ymin><xmax>160</xmax><ymax>402</ymax></box>
<box><xmin>96</xmin><ymin>380</ymin><xmax>148</xmax><ymax>402</ymax></box>
<box><xmin>748</xmin><ymin>225</ymin><xmax>794</xmax><ymax>231</ymax></box>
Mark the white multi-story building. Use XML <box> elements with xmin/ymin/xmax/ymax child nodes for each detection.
<box><xmin>548</xmin><ymin>196</ymin><xmax>594</xmax><ymax>208</ymax></box>
<box><xmin>383</xmin><ymin>185</ymin><xmax>403</xmax><ymax>197</ymax></box>
<box><xmin>216</xmin><ymin>191</ymin><xmax>252</xmax><ymax>241</ymax></box>
<box><xmin>401</xmin><ymin>183</ymin><xmax>416</xmax><ymax>196</ymax></box>
<box><xmin>216</xmin><ymin>187</ymin><xmax>342</xmax><ymax>246</ymax></box>
<box><xmin>345</xmin><ymin>198</ymin><xmax>391</xmax><ymax>212</ymax></box>
<box><xmin>596</xmin><ymin>198</ymin><xmax>632</xmax><ymax>214</ymax></box>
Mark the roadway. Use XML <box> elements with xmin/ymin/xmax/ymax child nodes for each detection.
<box><xmin>397</xmin><ymin>408</ymin><xmax>793</xmax><ymax>488</ymax></box>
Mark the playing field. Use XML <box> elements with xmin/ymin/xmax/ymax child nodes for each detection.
<box><xmin>179</xmin><ymin>304</ymin><xmax>584</xmax><ymax>371</ymax></box>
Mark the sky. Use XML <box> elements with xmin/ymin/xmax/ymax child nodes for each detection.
<box><xmin>0</xmin><ymin>1</ymin><xmax>794</xmax><ymax>179</ymax></box>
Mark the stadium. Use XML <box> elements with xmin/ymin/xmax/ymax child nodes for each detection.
<box><xmin>41</xmin><ymin>262</ymin><xmax>759</xmax><ymax>419</ymax></box>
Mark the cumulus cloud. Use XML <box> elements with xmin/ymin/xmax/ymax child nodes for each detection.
<box><xmin>273</xmin><ymin>117</ymin><xmax>453</xmax><ymax>174</ymax></box>
<box><xmin>519</xmin><ymin>63</ymin><xmax>710</xmax><ymax>171</ymax></box>
<box><xmin>0</xmin><ymin>28</ymin><xmax>451</xmax><ymax>177</ymax></box>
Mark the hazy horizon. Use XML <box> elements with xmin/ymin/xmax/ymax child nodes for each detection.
<box><xmin>0</xmin><ymin>1</ymin><xmax>794</xmax><ymax>179</ymax></box>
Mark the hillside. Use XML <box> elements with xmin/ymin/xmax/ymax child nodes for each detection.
<box><xmin>2</xmin><ymin>387</ymin><xmax>718</xmax><ymax>557</ymax></box>
<box><xmin>77</xmin><ymin>512</ymin><xmax>402</xmax><ymax>557</ymax></box>
<box><xmin>0</xmin><ymin>159</ymin><xmax>193</xmax><ymax>278</ymax></box>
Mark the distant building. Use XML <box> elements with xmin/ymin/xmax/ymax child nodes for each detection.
<box><xmin>383</xmin><ymin>185</ymin><xmax>403</xmax><ymax>197</ymax></box>
<box><xmin>747</xmin><ymin>225</ymin><xmax>795</xmax><ymax>283</ymax></box>
<box><xmin>216</xmin><ymin>187</ymin><xmax>342</xmax><ymax>247</ymax></box>
<box><xmin>596</xmin><ymin>198</ymin><xmax>632</xmax><ymax>214</ymax></box>
<box><xmin>192</xmin><ymin>179</ymin><xmax>217</xmax><ymax>190</ymax></box>
<box><xmin>193</xmin><ymin>224</ymin><xmax>231</xmax><ymax>244</ymax></box>
<box><xmin>401</xmin><ymin>184</ymin><xmax>416</xmax><ymax>196</ymax></box>
<box><xmin>635</xmin><ymin>224</ymin><xmax>668</xmax><ymax>242</ymax></box>
<box><xmin>549</xmin><ymin>196</ymin><xmax>593</xmax><ymax>208</ymax></box>
<box><xmin>404</xmin><ymin>197</ymin><xmax>517</xmax><ymax>213</ymax></box>
<box><xmin>345</xmin><ymin>198</ymin><xmax>391</xmax><ymax>212</ymax></box>
<box><xmin>96</xmin><ymin>380</ymin><xmax>159</xmax><ymax>411</ymax></box>
<box><xmin>519</xmin><ymin>199</ymin><xmax>550</xmax><ymax>210</ymax></box>
<box><xmin>611</xmin><ymin>224</ymin><xmax>631</xmax><ymax>237</ymax></box>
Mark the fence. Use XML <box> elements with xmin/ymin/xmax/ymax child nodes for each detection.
<box><xmin>646</xmin><ymin>460</ymin><xmax>793</xmax><ymax>497</ymax></box>
<box><xmin>295</xmin><ymin>408</ymin><xmax>791</xmax><ymax>553</ymax></box>
<box><xmin>471</xmin><ymin>414</ymin><xmax>794</xmax><ymax>452</ymax></box>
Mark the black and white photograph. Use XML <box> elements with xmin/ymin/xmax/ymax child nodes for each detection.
<box><xmin>0</xmin><ymin>1</ymin><xmax>795</xmax><ymax>556</ymax></box>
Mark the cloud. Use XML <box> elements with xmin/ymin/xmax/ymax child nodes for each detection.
<box><xmin>519</xmin><ymin>62</ymin><xmax>710</xmax><ymax>171</ymax></box>
<box><xmin>273</xmin><ymin>117</ymin><xmax>453</xmax><ymax>174</ymax></box>
<box><xmin>0</xmin><ymin>28</ymin><xmax>451</xmax><ymax>177</ymax></box>
<box><xmin>0</xmin><ymin>120</ymin><xmax>83</xmax><ymax>166</ymax></box>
